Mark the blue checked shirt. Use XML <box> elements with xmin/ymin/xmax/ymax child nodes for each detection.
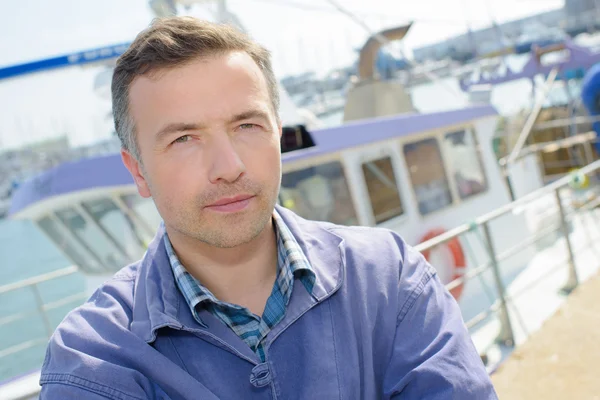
<box><xmin>164</xmin><ymin>211</ymin><xmax>315</xmax><ymax>362</ymax></box>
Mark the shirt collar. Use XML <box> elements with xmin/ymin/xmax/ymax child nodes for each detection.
<box><xmin>163</xmin><ymin>209</ymin><xmax>315</xmax><ymax>326</ymax></box>
<box><xmin>130</xmin><ymin>205</ymin><xmax>344</xmax><ymax>344</ymax></box>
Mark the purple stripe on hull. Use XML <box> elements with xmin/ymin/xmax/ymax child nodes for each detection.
<box><xmin>9</xmin><ymin>154</ymin><xmax>132</xmax><ymax>216</ymax></box>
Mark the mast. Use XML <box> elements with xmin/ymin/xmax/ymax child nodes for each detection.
<box><xmin>460</xmin><ymin>0</ymin><xmax>478</xmax><ymax>58</ymax></box>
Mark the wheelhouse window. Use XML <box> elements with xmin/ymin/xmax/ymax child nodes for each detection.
<box><xmin>121</xmin><ymin>193</ymin><xmax>163</xmax><ymax>232</ymax></box>
<box><xmin>55</xmin><ymin>207</ymin><xmax>127</xmax><ymax>270</ymax></box>
<box><xmin>361</xmin><ymin>157</ymin><xmax>404</xmax><ymax>223</ymax></box>
<box><xmin>38</xmin><ymin>216</ymin><xmax>103</xmax><ymax>272</ymax></box>
<box><xmin>82</xmin><ymin>198</ymin><xmax>149</xmax><ymax>260</ymax></box>
<box><xmin>443</xmin><ymin>129</ymin><xmax>488</xmax><ymax>199</ymax></box>
<box><xmin>280</xmin><ymin>161</ymin><xmax>358</xmax><ymax>225</ymax></box>
<box><xmin>403</xmin><ymin>138</ymin><xmax>453</xmax><ymax>215</ymax></box>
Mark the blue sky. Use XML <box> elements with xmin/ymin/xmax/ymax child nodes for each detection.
<box><xmin>0</xmin><ymin>0</ymin><xmax>563</xmax><ymax>149</ymax></box>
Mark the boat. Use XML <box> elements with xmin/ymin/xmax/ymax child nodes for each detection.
<box><xmin>513</xmin><ymin>24</ymin><xmax>567</xmax><ymax>55</ymax></box>
<box><xmin>459</xmin><ymin>38</ymin><xmax>600</xmax><ymax>94</ymax></box>
<box><xmin>1</xmin><ymin>1</ymin><xmax>600</xmax><ymax>397</ymax></box>
<box><xmin>456</xmin><ymin>35</ymin><xmax>600</xmax><ymax>189</ymax></box>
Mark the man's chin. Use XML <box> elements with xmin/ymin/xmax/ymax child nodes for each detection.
<box><xmin>199</xmin><ymin>227</ymin><xmax>265</xmax><ymax>249</ymax></box>
<box><xmin>194</xmin><ymin>211</ymin><xmax>273</xmax><ymax>248</ymax></box>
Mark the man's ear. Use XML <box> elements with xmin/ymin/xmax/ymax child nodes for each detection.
<box><xmin>121</xmin><ymin>149</ymin><xmax>151</xmax><ymax>198</ymax></box>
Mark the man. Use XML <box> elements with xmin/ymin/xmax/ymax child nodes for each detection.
<box><xmin>40</xmin><ymin>17</ymin><xmax>497</xmax><ymax>399</ymax></box>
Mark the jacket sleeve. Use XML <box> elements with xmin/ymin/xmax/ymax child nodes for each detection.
<box><xmin>382</xmin><ymin>246</ymin><xmax>498</xmax><ymax>399</ymax></box>
<box><xmin>40</xmin><ymin>381</ymin><xmax>120</xmax><ymax>400</ymax></box>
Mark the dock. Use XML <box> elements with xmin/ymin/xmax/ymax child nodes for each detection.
<box><xmin>492</xmin><ymin>270</ymin><xmax>600</xmax><ymax>399</ymax></box>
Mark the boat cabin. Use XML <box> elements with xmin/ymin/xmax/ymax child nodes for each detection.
<box><xmin>8</xmin><ymin>104</ymin><xmax>542</xmax><ymax>297</ymax></box>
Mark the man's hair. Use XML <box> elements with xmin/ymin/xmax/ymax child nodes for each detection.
<box><xmin>111</xmin><ymin>16</ymin><xmax>280</xmax><ymax>160</ymax></box>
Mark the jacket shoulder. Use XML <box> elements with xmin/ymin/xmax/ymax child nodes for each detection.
<box><xmin>325</xmin><ymin>222</ymin><xmax>430</xmax><ymax>271</ymax></box>
<box><xmin>327</xmin><ymin>223</ymin><xmax>408</xmax><ymax>254</ymax></box>
<box><xmin>45</xmin><ymin>262</ymin><xmax>140</xmax><ymax>354</ymax></box>
<box><xmin>321</xmin><ymin>222</ymin><xmax>437</xmax><ymax>316</ymax></box>
<box><xmin>279</xmin><ymin>205</ymin><xmax>434</xmax><ymax>278</ymax></box>
<box><xmin>79</xmin><ymin>262</ymin><xmax>139</xmax><ymax>325</ymax></box>
<box><xmin>39</xmin><ymin>262</ymin><xmax>158</xmax><ymax>399</ymax></box>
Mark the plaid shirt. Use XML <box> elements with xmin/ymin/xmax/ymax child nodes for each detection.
<box><xmin>164</xmin><ymin>211</ymin><xmax>315</xmax><ymax>362</ymax></box>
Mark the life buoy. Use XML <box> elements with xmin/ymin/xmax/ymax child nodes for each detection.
<box><xmin>419</xmin><ymin>228</ymin><xmax>466</xmax><ymax>301</ymax></box>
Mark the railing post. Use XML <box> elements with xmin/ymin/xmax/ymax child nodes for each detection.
<box><xmin>501</xmin><ymin>165</ymin><xmax>516</xmax><ymax>202</ymax></box>
<box><xmin>31</xmin><ymin>284</ymin><xmax>53</xmax><ymax>338</ymax></box>
<box><xmin>583</xmin><ymin>141</ymin><xmax>594</xmax><ymax>166</ymax></box>
<box><xmin>481</xmin><ymin>222</ymin><xmax>516</xmax><ymax>347</ymax></box>
<box><xmin>555</xmin><ymin>188</ymin><xmax>579</xmax><ymax>293</ymax></box>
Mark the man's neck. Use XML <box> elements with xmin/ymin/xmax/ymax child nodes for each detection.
<box><xmin>166</xmin><ymin>218</ymin><xmax>278</xmax><ymax>315</ymax></box>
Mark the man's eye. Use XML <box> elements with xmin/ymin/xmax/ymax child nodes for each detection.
<box><xmin>239</xmin><ymin>123</ymin><xmax>259</xmax><ymax>131</ymax></box>
<box><xmin>173</xmin><ymin>135</ymin><xmax>191</xmax><ymax>144</ymax></box>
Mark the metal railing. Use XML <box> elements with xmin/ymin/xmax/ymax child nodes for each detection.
<box><xmin>531</xmin><ymin>115</ymin><xmax>600</xmax><ymax>132</ymax></box>
<box><xmin>0</xmin><ymin>266</ymin><xmax>87</xmax><ymax>362</ymax></box>
<box><xmin>416</xmin><ymin>158</ymin><xmax>600</xmax><ymax>353</ymax></box>
<box><xmin>502</xmin><ymin>68</ymin><xmax>560</xmax><ymax>167</ymax></box>
<box><xmin>498</xmin><ymin>106</ymin><xmax>599</xmax><ymax>197</ymax></box>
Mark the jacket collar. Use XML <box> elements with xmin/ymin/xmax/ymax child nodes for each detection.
<box><xmin>130</xmin><ymin>205</ymin><xmax>345</xmax><ymax>344</ymax></box>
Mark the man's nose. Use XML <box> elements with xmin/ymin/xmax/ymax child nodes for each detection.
<box><xmin>207</xmin><ymin>134</ymin><xmax>246</xmax><ymax>184</ymax></box>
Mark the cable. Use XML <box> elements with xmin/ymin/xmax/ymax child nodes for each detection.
<box><xmin>242</xmin><ymin>0</ymin><xmax>489</xmax><ymax>26</ymax></box>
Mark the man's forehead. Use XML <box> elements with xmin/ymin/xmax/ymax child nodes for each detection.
<box><xmin>131</xmin><ymin>51</ymin><xmax>265</xmax><ymax>89</ymax></box>
<box><xmin>129</xmin><ymin>52</ymin><xmax>270</xmax><ymax>115</ymax></box>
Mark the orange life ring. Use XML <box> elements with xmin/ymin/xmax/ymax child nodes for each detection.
<box><xmin>419</xmin><ymin>228</ymin><xmax>466</xmax><ymax>301</ymax></box>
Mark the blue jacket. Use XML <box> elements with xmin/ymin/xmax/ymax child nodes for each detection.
<box><xmin>40</xmin><ymin>206</ymin><xmax>497</xmax><ymax>399</ymax></box>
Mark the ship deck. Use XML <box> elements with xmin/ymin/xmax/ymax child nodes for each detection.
<box><xmin>492</xmin><ymin>269</ymin><xmax>600</xmax><ymax>399</ymax></box>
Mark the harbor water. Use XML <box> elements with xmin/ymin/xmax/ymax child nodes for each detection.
<box><xmin>0</xmin><ymin>220</ymin><xmax>85</xmax><ymax>382</ymax></box>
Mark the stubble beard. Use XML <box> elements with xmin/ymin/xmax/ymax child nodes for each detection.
<box><xmin>159</xmin><ymin>178</ymin><xmax>280</xmax><ymax>249</ymax></box>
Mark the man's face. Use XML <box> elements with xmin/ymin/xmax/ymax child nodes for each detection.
<box><xmin>123</xmin><ymin>51</ymin><xmax>282</xmax><ymax>248</ymax></box>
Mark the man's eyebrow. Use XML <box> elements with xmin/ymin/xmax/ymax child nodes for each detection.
<box><xmin>154</xmin><ymin>122</ymin><xmax>205</xmax><ymax>140</ymax></box>
<box><xmin>228</xmin><ymin>109</ymin><xmax>271</xmax><ymax>124</ymax></box>
<box><xmin>154</xmin><ymin>110</ymin><xmax>271</xmax><ymax>140</ymax></box>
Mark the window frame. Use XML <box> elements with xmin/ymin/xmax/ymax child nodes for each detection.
<box><xmin>356</xmin><ymin>146</ymin><xmax>407</xmax><ymax>227</ymax></box>
<box><xmin>442</xmin><ymin>126</ymin><xmax>489</xmax><ymax>202</ymax></box>
<box><xmin>53</xmin><ymin>204</ymin><xmax>129</xmax><ymax>270</ymax></box>
<box><xmin>280</xmin><ymin>152</ymin><xmax>360</xmax><ymax>226</ymax></box>
<box><xmin>36</xmin><ymin>213</ymin><xmax>107</xmax><ymax>273</ymax></box>
<box><xmin>401</xmin><ymin>134</ymin><xmax>455</xmax><ymax>217</ymax></box>
<box><xmin>81</xmin><ymin>197</ymin><xmax>149</xmax><ymax>260</ymax></box>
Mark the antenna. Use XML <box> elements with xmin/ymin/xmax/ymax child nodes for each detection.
<box><xmin>460</xmin><ymin>0</ymin><xmax>478</xmax><ymax>57</ymax></box>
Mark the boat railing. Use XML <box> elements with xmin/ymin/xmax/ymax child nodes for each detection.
<box><xmin>498</xmin><ymin>88</ymin><xmax>600</xmax><ymax>192</ymax></box>
<box><xmin>415</xmin><ymin>157</ymin><xmax>600</xmax><ymax>355</ymax></box>
<box><xmin>502</xmin><ymin>67</ymin><xmax>560</xmax><ymax>167</ymax></box>
<box><xmin>504</xmin><ymin>130</ymin><xmax>597</xmax><ymax>163</ymax></box>
<box><xmin>506</xmin><ymin>128</ymin><xmax>598</xmax><ymax>180</ymax></box>
<box><xmin>531</xmin><ymin>114</ymin><xmax>600</xmax><ymax>132</ymax></box>
<box><xmin>0</xmin><ymin>266</ymin><xmax>86</xmax><ymax>368</ymax></box>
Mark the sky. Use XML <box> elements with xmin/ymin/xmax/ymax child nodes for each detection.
<box><xmin>0</xmin><ymin>0</ymin><xmax>564</xmax><ymax>150</ymax></box>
